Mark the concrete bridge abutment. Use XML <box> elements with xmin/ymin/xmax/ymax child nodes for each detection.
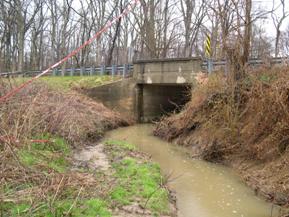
<box><xmin>84</xmin><ymin>58</ymin><xmax>202</xmax><ymax>122</ymax></box>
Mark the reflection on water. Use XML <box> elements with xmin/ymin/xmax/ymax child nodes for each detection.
<box><xmin>104</xmin><ymin>124</ymin><xmax>277</xmax><ymax>217</ymax></box>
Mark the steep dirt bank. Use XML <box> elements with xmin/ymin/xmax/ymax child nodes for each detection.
<box><xmin>154</xmin><ymin>66</ymin><xmax>289</xmax><ymax>214</ymax></box>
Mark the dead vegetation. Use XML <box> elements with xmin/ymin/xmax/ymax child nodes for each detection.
<box><xmin>154</xmin><ymin>66</ymin><xmax>289</xmax><ymax>209</ymax></box>
<box><xmin>0</xmin><ymin>80</ymin><xmax>129</xmax><ymax>216</ymax></box>
<box><xmin>0</xmin><ymin>80</ymin><xmax>128</xmax><ymax>144</ymax></box>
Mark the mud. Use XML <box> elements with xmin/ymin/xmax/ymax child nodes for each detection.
<box><xmin>73</xmin><ymin>144</ymin><xmax>110</xmax><ymax>171</ymax></box>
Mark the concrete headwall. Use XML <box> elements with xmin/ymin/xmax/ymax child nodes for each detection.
<box><xmin>83</xmin><ymin>79</ymin><xmax>191</xmax><ymax>122</ymax></box>
<box><xmin>83</xmin><ymin>78</ymin><xmax>136</xmax><ymax>119</ymax></box>
<box><xmin>84</xmin><ymin>58</ymin><xmax>201</xmax><ymax>122</ymax></box>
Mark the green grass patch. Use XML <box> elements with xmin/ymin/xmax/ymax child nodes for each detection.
<box><xmin>2</xmin><ymin>198</ymin><xmax>111</xmax><ymax>217</ymax></box>
<box><xmin>105</xmin><ymin>140</ymin><xmax>136</xmax><ymax>151</ymax></box>
<box><xmin>11</xmin><ymin>75</ymin><xmax>118</xmax><ymax>92</ymax></box>
<box><xmin>18</xmin><ymin>134</ymin><xmax>70</xmax><ymax>173</ymax></box>
<box><xmin>259</xmin><ymin>74</ymin><xmax>275</xmax><ymax>83</ymax></box>
<box><xmin>110</xmin><ymin>157</ymin><xmax>169</xmax><ymax>215</ymax></box>
<box><xmin>104</xmin><ymin>140</ymin><xmax>170</xmax><ymax>215</ymax></box>
<box><xmin>1</xmin><ymin>202</ymin><xmax>30</xmax><ymax>217</ymax></box>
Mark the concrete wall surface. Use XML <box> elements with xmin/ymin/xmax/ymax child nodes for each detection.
<box><xmin>83</xmin><ymin>79</ymin><xmax>191</xmax><ymax>122</ymax></box>
<box><xmin>133</xmin><ymin>58</ymin><xmax>202</xmax><ymax>84</ymax></box>
<box><xmin>84</xmin><ymin>58</ymin><xmax>200</xmax><ymax>122</ymax></box>
<box><xmin>83</xmin><ymin>78</ymin><xmax>136</xmax><ymax>119</ymax></box>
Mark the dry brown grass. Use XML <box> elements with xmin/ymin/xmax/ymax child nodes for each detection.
<box><xmin>154</xmin><ymin>66</ymin><xmax>289</xmax><ymax>207</ymax></box>
<box><xmin>0</xmin><ymin>81</ymin><xmax>128</xmax><ymax>144</ymax></box>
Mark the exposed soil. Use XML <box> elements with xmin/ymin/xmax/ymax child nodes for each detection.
<box><xmin>154</xmin><ymin>67</ymin><xmax>289</xmax><ymax>215</ymax></box>
<box><xmin>73</xmin><ymin>144</ymin><xmax>111</xmax><ymax>171</ymax></box>
<box><xmin>73</xmin><ymin>142</ymin><xmax>177</xmax><ymax>217</ymax></box>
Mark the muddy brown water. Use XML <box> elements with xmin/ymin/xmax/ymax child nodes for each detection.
<box><xmin>104</xmin><ymin>124</ymin><xmax>278</xmax><ymax>217</ymax></box>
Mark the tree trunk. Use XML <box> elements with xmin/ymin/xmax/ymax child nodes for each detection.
<box><xmin>241</xmin><ymin>0</ymin><xmax>252</xmax><ymax>66</ymax></box>
<box><xmin>275</xmin><ymin>29</ymin><xmax>280</xmax><ymax>57</ymax></box>
<box><xmin>17</xmin><ymin>23</ymin><xmax>25</xmax><ymax>72</ymax></box>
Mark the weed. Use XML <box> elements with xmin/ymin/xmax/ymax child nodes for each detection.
<box><xmin>110</xmin><ymin>186</ymin><xmax>132</xmax><ymax>205</ymax></box>
<box><xmin>104</xmin><ymin>140</ymin><xmax>170</xmax><ymax>214</ymax></box>
<box><xmin>0</xmin><ymin>81</ymin><xmax>129</xmax><ymax>217</ymax></box>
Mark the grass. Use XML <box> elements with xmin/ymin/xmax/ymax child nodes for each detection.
<box><xmin>111</xmin><ymin>157</ymin><xmax>169</xmax><ymax>213</ymax></box>
<box><xmin>2</xmin><ymin>198</ymin><xmax>111</xmax><ymax>217</ymax></box>
<box><xmin>4</xmin><ymin>137</ymin><xmax>171</xmax><ymax>216</ymax></box>
<box><xmin>18</xmin><ymin>134</ymin><xmax>70</xmax><ymax>173</ymax></box>
<box><xmin>4</xmin><ymin>134</ymin><xmax>112</xmax><ymax>217</ymax></box>
<box><xmin>104</xmin><ymin>140</ymin><xmax>170</xmax><ymax>215</ymax></box>
<box><xmin>3</xmin><ymin>137</ymin><xmax>171</xmax><ymax>217</ymax></box>
<box><xmin>8</xmin><ymin>75</ymin><xmax>119</xmax><ymax>92</ymax></box>
<box><xmin>105</xmin><ymin>140</ymin><xmax>136</xmax><ymax>151</ymax></box>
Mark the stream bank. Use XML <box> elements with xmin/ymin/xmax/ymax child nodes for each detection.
<box><xmin>74</xmin><ymin>140</ymin><xmax>177</xmax><ymax>217</ymax></box>
<box><xmin>153</xmin><ymin>67</ymin><xmax>289</xmax><ymax>216</ymax></box>
<box><xmin>1</xmin><ymin>81</ymin><xmax>175</xmax><ymax>216</ymax></box>
<box><xmin>106</xmin><ymin>124</ymin><xmax>281</xmax><ymax>217</ymax></box>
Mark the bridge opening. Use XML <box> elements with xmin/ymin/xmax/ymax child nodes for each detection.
<box><xmin>136</xmin><ymin>84</ymin><xmax>191</xmax><ymax>122</ymax></box>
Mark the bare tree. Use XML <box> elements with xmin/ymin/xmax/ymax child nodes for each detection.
<box><xmin>14</xmin><ymin>0</ymin><xmax>42</xmax><ymax>72</ymax></box>
<box><xmin>280</xmin><ymin>24</ymin><xmax>289</xmax><ymax>56</ymax></box>
<box><xmin>0</xmin><ymin>0</ymin><xmax>286</xmax><ymax>74</ymax></box>
<box><xmin>180</xmin><ymin>0</ymin><xmax>207</xmax><ymax>57</ymax></box>
<box><xmin>271</xmin><ymin>0</ymin><xmax>289</xmax><ymax>57</ymax></box>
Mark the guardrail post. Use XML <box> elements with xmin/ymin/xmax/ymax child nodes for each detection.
<box><xmin>95</xmin><ymin>67</ymin><xmax>100</xmax><ymax>75</ymax></box>
<box><xmin>90</xmin><ymin>67</ymin><xmax>94</xmax><ymax>76</ymax></box>
<box><xmin>112</xmin><ymin>65</ymin><xmax>116</xmax><ymax>77</ymax></box>
<box><xmin>101</xmin><ymin>65</ymin><xmax>105</xmax><ymax>76</ymax></box>
<box><xmin>80</xmin><ymin>67</ymin><xmax>84</xmax><ymax>76</ymax></box>
<box><xmin>70</xmin><ymin>68</ymin><xmax>75</xmax><ymax>76</ymax></box>
<box><xmin>53</xmin><ymin>69</ymin><xmax>57</xmax><ymax>76</ymax></box>
<box><xmin>123</xmin><ymin>64</ymin><xmax>127</xmax><ymax>78</ymax></box>
<box><xmin>61</xmin><ymin>68</ymin><xmax>66</xmax><ymax>76</ymax></box>
<box><xmin>207</xmin><ymin>58</ymin><xmax>213</xmax><ymax>74</ymax></box>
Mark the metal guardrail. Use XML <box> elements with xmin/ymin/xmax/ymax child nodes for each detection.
<box><xmin>1</xmin><ymin>57</ymin><xmax>288</xmax><ymax>77</ymax></box>
<box><xmin>201</xmin><ymin>57</ymin><xmax>289</xmax><ymax>69</ymax></box>
<box><xmin>0</xmin><ymin>64</ymin><xmax>134</xmax><ymax>78</ymax></box>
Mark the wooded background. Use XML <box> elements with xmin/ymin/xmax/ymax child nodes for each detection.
<box><xmin>0</xmin><ymin>0</ymin><xmax>288</xmax><ymax>72</ymax></box>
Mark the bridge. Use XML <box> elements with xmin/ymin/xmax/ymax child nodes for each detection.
<box><xmin>2</xmin><ymin>57</ymin><xmax>288</xmax><ymax>122</ymax></box>
<box><xmin>83</xmin><ymin>57</ymin><xmax>289</xmax><ymax>122</ymax></box>
<box><xmin>84</xmin><ymin>58</ymin><xmax>202</xmax><ymax>122</ymax></box>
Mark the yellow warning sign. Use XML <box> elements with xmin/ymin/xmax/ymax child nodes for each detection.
<box><xmin>205</xmin><ymin>35</ymin><xmax>211</xmax><ymax>58</ymax></box>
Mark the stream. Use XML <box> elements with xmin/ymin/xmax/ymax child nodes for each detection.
<box><xmin>104</xmin><ymin>124</ymin><xmax>278</xmax><ymax>217</ymax></box>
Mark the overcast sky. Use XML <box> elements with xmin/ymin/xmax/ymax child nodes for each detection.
<box><xmin>253</xmin><ymin>0</ymin><xmax>289</xmax><ymax>36</ymax></box>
